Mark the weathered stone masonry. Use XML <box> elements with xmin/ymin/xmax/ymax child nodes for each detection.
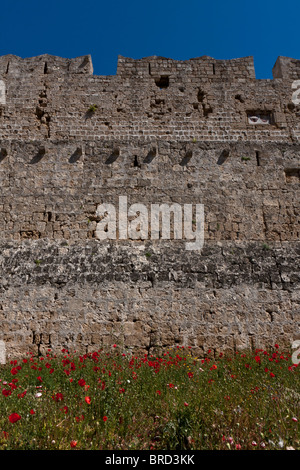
<box><xmin>0</xmin><ymin>53</ymin><xmax>299</xmax><ymax>358</ymax></box>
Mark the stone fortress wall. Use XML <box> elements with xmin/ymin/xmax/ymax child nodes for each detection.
<box><xmin>0</xmin><ymin>53</ymin><xmax>299</xmax><ymax>358</ymax></box>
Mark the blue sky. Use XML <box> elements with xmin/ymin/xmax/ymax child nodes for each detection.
<box><xmin>0</xmin><ymin>0</ymin><xmax>299</xmax><ymax>79</ymax></box>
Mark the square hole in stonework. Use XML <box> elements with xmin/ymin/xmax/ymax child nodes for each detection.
<box><xmin>247</xmin><ymin>111</ymin><xmax>273</xmax><ymax>125</ymax></box>
<box><xmin>155</xmin><ymin>76</ymin><xmax>169</xmax><ymax>89</ymax></box>
<box><xmin>284</xmin><ymin>168</ymin><xmax>300</xmax><ymax>183</ymax></box>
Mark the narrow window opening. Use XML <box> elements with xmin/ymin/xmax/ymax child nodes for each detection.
<box><xmin>133</xmin><ymin>155</ymin><xmax>141</xmax><ymax>168</ymax></box>
<box><xmin>256</xmin><ymin>151</ymin><xmax>261</xmax><ymax>166</ymax></box>
<box><xmin>197</xmin><ymin>89</ymin><xmax>205</xmax><ymax>102</ymax></box>
<box><xmin>44</xmin><ymin>62</ymin><xmax>48</xmax><ymax>74</ymax></box>
<box><xmin>6</xmin><ymin>62</ymin><xmax>9</xmax><ymax>74</ymax></box>
<box><xmin>29</xmin><ymin>147</ymin><xmax>46</xmax><ymax>164</ymax></box>
<box><xmin>217</xmin><ymin>149</ymin><xmax>230</xmax><ymax>165</ymax></box>
<box><xmin>105</xmin><ymin>147</ymin><xmax>120</xmax><ymax>165</ymax></box>
<box><xmin>0</xmin><ymin>148</ymin><xmax>8</xmax><ymax>162</ymax></box>
<box><xmin>180</xmin><ymin>150</ymin><xmax>193</xmax><ymax>167</ymax></box>
<box><xmin>212</xmin><ymin>63</ymin><xmax>216</xmax><ymax>75</ymax></box>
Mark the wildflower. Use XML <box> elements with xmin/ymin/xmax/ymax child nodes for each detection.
<box><xmin>260</xmin><ymin>442</ymin><xmax>266</xmax><ymax>448</ymax></box>
<box><xmin>78</xmin><ymin>379</ymin><xmax>86</xmax><ymax>387</ymax></box>
<box><xmin>278</xmin><ymin>438</ymin><xmax>284</xmax><ymax>448</ymax></box>
<box><xmin>30</xmin><ymin>409</ymin><xmax>35</xmax><ymax>415</ymax></box>
<box><xmin>184</xmin><ymin>402</ymin><xmax>189</xmax><ymax>407</ymax></box>
<box><xmin>85</xmin><ymin>396</ymin><xmax>91</xmax><ymax>404</ymax></box>
<box><xmin>228</xmin><ymin>437</ymin><xmax>233</xmax><ymax>444</ymax></box>
<box><xmin>9</xmin><ymin>413</ymin><xmax>21</xmax><ymax>424</ymax></box>
<box><xmin>70</xmin><ymin>440</ymin><xmax>77</xmax><ymax>448</ymax></box>
<box><xmin>35</xmin><ymin>392</ymin><xmax>42</xmax><ymax>398</ymax></box>
<box><xmin>270</xmin><ymin>372</ymin><xmax>275</xmax><ymax>378</ymax></box>
<box><xmin>252</xmin><ymin>441</ymin><xmax>257</xmax><ymax>446</ymax></box>
<box><xmin>53</xmin><ymin>392</ymin><xmax>63</xmax><ymax>402</ymax></box>
<box><xmin>236</xmin><ymin>444</ymin><xmax>241</xmax><ymax>450</ymax></box>
<box><xmin>103</xmin><ymin>416</ymin><xmax>108</xmax><ymax>422</ymax></box>
<box><xmin>292</xmin><ymin>417</ymin><xmax>298</xmax><ymax>422</ymax></box>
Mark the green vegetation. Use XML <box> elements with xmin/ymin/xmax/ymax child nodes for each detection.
<box><xmin>0</xmin><ymin>345</ymin><xmax>298</xmax><ymax>450</ymax></box>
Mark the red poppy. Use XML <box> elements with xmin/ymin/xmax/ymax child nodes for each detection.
<box><xmin>70</xmin><ymin>440</ymin><xmax>77</xmax><ymax>448</ymax></box>
<box><xmin>2</xmin><ymin>389</ymin><xmax>12</xmax><ymax>397</ymax></box>
<box><xmin>9</xmin><ymin>413</ymin><xmax>21</xmax><ymax>424</ymax></box>
<box><xmin>85</xmin><ymin>396</ymin><xmax>91</xmax><ymax>404</ymax></box>
<box><xmin>53</xmin><ymin>392</ymin><xmax>64</xmax><ymax>402</ymax></box>
<box><xmin>30</xmin><ymin>409</ymin><xmax>35</xmax><ymax>415</ymax></box>
<box><xmin>103</xmin><ymin>416</ymin><xmax>108</xmax><ymax>422</ymax></box>
<box><xmin>78</xmin><ymin>379</ymin><xmax>86</xmax><ymax>387</ymax></box>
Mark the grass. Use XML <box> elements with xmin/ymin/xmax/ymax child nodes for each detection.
<box><xmin>0</xmin><ymin>344</ymin><xmax>298</xmax><ymax>450</ymax></box>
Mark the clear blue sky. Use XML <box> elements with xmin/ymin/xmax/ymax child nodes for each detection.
<box><xmin>1</xmin><ymin>0</ymin><xmax>299</xmax><ymax>79</ymax></box>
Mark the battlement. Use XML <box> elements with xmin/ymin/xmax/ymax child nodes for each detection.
<box><xmin>0</xmin><ymin>54</ymin><xmax>299</xmax><ymax>82</ymax></box>
<box><xmin>0</xmin><ymin>54</ymin><xmax>93</xmax><ymax>76</ymax></box>
<box><xmin>116</xmin><ymin>55</ymin><xmax>256</xmax><ymax>80</ymax></box>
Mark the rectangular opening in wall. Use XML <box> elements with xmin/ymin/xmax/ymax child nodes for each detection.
<box><xmin>284</xmin><ymin>168</ymin><xmax>300</xmax><ymax>183</ymax></box>
<box><xmin>247</xmin><ymin>111</ymin><xmax>274</xmax><ymax>125</ymax></box>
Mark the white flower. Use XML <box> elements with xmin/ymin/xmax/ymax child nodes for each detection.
<box><xmin>35</xmin><ymin>392</ymin><xmax>42</xmax><ymax>398</ymax></box>
<box><xmin>278</xmin><ymin>438</ymin><xmax>284</xmax><ymax>448</ymax></box>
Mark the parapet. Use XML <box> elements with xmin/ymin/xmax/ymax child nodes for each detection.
<box><xmin>273</xmin><ymin>56</ymin><xmax>300</xmax><ymax>80</ymax></box>
<box><xmin>117</xmin><ymin>55</ymin><xmax>256</xmax><ymax>81</ymax></box>
<box><xmin>0</xmin><ymin>54</ymin><xmax>93</xmax><ymax>77</ymax></box>
<box><xmin>1</xmin><ymin>53</ymin><xmax>300</xmax><ymax>83</ymax></box>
